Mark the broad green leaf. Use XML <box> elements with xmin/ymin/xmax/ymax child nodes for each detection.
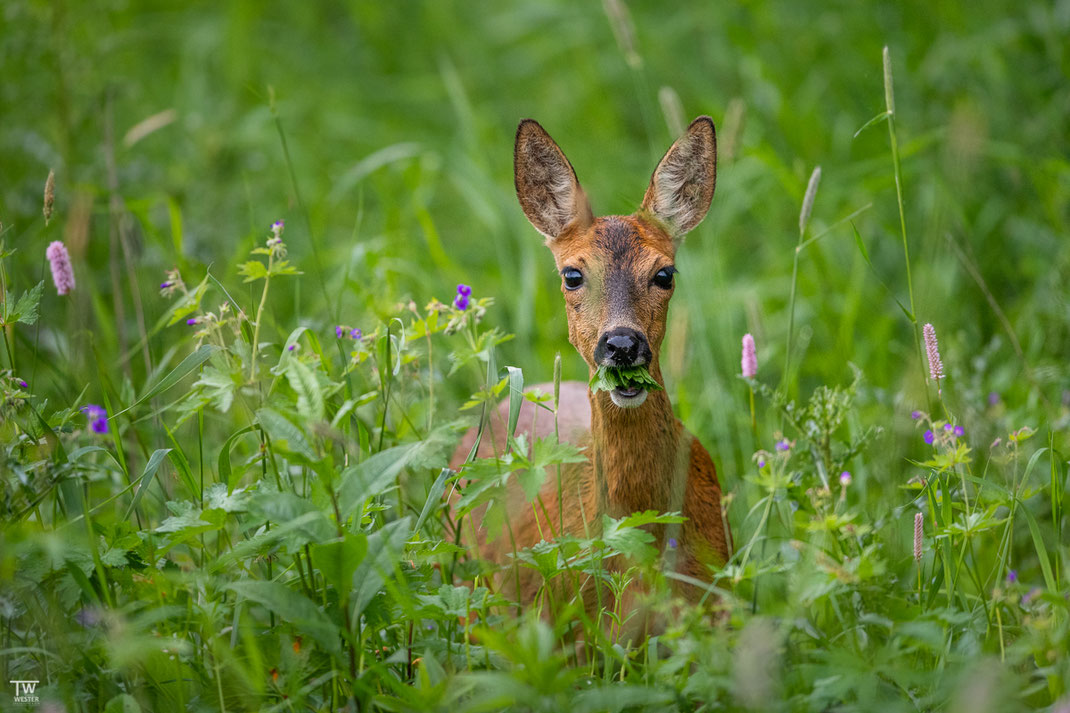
<box><xmin>338</xmin><ymin>443</ymin><xmax>420</xmax><ymax>517</ymax></box>
<box><xmin>256</xmin><ymin>407</ymin><xmax>316</xmax><ymax>461</ymax></box>
<box><xmin>228</xmin><ymin>579</ymin><xmax>339</xmax><ymax>654</ymax></box>
<box><xmin>311</xmin><ymin>532</ymin><xmax>367</xmax><ymax>595</ymax></box>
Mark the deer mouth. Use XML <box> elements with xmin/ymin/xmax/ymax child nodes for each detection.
<box><xmin>589</xmin><ymin>365</ymin><xmax>661</xmax><ymax>408</ymax></box>
<box><xmin>609</xmin><ymin>385</ymin><xmax>649</xmax><ymax>408</ymax></box>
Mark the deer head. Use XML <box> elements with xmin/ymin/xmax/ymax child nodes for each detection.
<box><xmin>514</xmin><ymin>117</ymin><xmax>717</xmax><ymax>408</ymax></box>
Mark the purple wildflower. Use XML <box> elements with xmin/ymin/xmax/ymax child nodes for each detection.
<box><xmin>667</xmin><ymin>537</ymin><xmax>678</xmax><ymax>549</ymax></box>
<box><xmin>775</xmin><ymin>439</ymin><xmax>790</xmax><ymax>452</ymax></box>
<box><xmin>160</xmin><ymin>281</ymin><xmax>172</xmax><ymax>289</ymax></box>
<box><xmin>456</xmin><ymin>284</ymin><xmax>472</xmax><ymax>297</ymax></box>
<box><xmin>953</xmin><ymin>425</ymin><xmax>964</xmax><ymax>437</ymax></box>
<box><xmin>1022</xmin><ymin>587</ymin><xmax>1041</xmax><ymax>605</ymax></box>
<box><xmin>924</xmin><ymin>430</ymin><xmax>935</xmax><ymax>445</ymax></box>
<box><xmin>454</xmin><ymin>293</ymin><xmax>469</xmax><ymax>311</ymax></box>
<box><xmin>46</xmin><ymin>240</ymin><xmax>76</xmax><ymax>295</ymax></box>
<box><xmin>349</xmin><ymin>328</ymin><xmax>362</xmax><ymax>340</ymax></box>
<box><xmin>944</xmin><ymin>423</ymin><xmax>954</xmax><ymax>432</ymax></box>
<box><xmin>18</xmin><ymin>379</ymin><xmax>28</xmax><ymax>389</ymax></box>
<box><xmin>757</xmin><ymin>458</ymin><xmax>765</xmax><ymax>469</ymax></box>
<box><xmin>840</xmin><ymin>471</ymin><xmax>852</xmax><ymax>486</ymax></box>
<box><xmin>335</xmin><ymin>325</ymin><xmax>344</xmax><ymax>338</ymax></box>
<box><xmin>81</xmin><ymin>404</ymin><xmax>108</xmax><ymax>434</ymax></box>
<box><xmin>988</xmin><ymin>392</ymin><xmax>1000</xmax><ymax>406</ymax></box>
<box><xmin>1006</xmin><ymin>570</ymin><xmax>1017</xmax><ymax>584</ymax></box>
<box><xmin>287</xmin><ymin>344</ymin><xmax>296</xmax><ymax>351</ymax></box>
<box><xmin>271</xmin><ymin>220</ymin><xmax>284</xmax><ymax>238</ymax></box>
<box><xmin>911</xmin><ymin>410</ymin><xmax>922</xmax><ymax>420</ymax></box>
<box><xmin>741</xmin><ymin>333</ymin><xmax>757</xmax><ymax>379</ymax></box>
<box><xmin>923</xmin><ymin>323</ymin><xmax>944</xmax><ymax>387</ymax></box>
<box><xmin>186</xmin><ymin>318</ymin><xmax>198</xmax><ymax>326</ymax></box>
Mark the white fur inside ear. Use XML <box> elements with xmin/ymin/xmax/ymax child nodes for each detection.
<box><xmin>642</xmin><ymin>119</ymin><xmax>716</xmax><ymax>236</ymax></box>
<box><xmin>515</xmin><ymin>122</ymin><xmax>593</xmax><ymax>239</ymax></box>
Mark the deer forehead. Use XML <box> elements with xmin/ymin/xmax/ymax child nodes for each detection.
<box><xmin>551</xmin><ymin>215</ymin><xmax>675</xmax><ymax>273</ymax></box>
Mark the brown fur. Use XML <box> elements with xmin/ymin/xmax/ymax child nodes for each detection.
<box><xmin>451</xmin><ymin>117</ymin><xmax>730</xmax><ymax>614</ymax></box>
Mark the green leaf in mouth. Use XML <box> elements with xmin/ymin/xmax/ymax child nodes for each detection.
<box><xmin>588</xmin><ymin>365</ymin><xmax>663</xmax><ymax>394</ymax></box>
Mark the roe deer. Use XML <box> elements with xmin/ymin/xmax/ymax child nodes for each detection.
<box><xmin>453</xmin><ymin>116</ymin><xmax>731</xmax><ymax>614</ymax></box>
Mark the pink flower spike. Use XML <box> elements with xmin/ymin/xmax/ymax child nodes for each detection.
<box><xmin>741</xmin><ymin>333</ymin><xmax>757</xmax><ymax>379</ymax></box>
<box><xmin>46</xmin><ymin>241</ymin><xmax>76</xmax><ymax>295</ymax></box>
<box><xmin>923</xmin><ymin>323</ymin><xmax>944</xmax><ymax>389</ymax></box>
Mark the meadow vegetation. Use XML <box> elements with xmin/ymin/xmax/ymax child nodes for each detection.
<box><xmin>1</xmin><ymin>1</ymin><xmax>1068</xmax><ymax>711</ymax></box>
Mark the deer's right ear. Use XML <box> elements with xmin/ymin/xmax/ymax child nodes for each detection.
<box><xmin>514</xmin><ymin>119</ymin><xmax>593</xmax><ymax>240</ymax></box>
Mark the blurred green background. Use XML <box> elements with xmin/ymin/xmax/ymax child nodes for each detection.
<box><xmin>3</xmin><ymin>0</ymin><xmax>1068</xmax><ymax>488</ymax></box>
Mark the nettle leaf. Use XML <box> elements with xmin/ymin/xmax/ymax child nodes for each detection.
<box><xmin>156</xmin><ymin>500</ymin><xmax>226</xmax><ymax>540</ymax></box>
<box><xmin>285</xmin><ymin>358</ymin><xmax>325</xmax><ymax>422</ymax></box>
<box><xmin>600</xmin><ymin>511</ymin><xmax>685</xmax><ymax>565</ymax></box>
<box><xmin>204</xmin><ymin>482</ymin><xmax>250</xmax><ymax>512</ymax></box>
<box><xmin>238</xmin><ymin>260</ymin><xmax>269</xmax><ymax>282</ymax></box>
<box><xmin>418</xmin><ymin>584</ymin><xmax>490</xmax><ymax>619</ymax></box>
<box><xmin>588</xmin><ymin>365</ymin><xmax>663</xmax><ymax>394</ymax></box>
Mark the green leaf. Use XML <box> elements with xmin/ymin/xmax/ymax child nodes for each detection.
<box><xmin>164</xmin><ymin>275</ymin><xmax>209</xmax><ymax>326</ymax></box>
<box><xmin>244</xmin><ymin>491</ymin><xmax>335</xmax><ymax>545</ymax></box>
<box><xmin>4</xmin><ymin>281</ymin><xmax>43</xmax><ymax>325</ymax></box>
<box><xmin>338</xmin><ymin>443</ymin><xmax>420</xmax><ymax>517</ymax></box>
<box><xmin>504</xmin><ymin>365</ymin><xmax>524</xmax><ymax>438</ymax></box>
<box><xmin>588</xmin><ymin>365</ymin><xmax>663</xmax><ymax>394</ymax></box>
<box><xmin>122</xmin><ymin>448</ymin><xmax>172</xmax><ymax>521</ymax></box>
<box><xmin>311</xmin><ymin>533</ymin><xmax>368</xmax><ymax>595</ymax></box>
<box><xmin>415</xmin><ymin>468</ymin><xmax>453</xmax><ymax>535</ymax></box>
<box><xmin>218</xmin><ymin>425</ymin><xmax>256</xmax><ymax>491</ymax></box>
<box><xmin>285</xmin><ymin>358</ymin><xmax>325</xmax><ymax>422</ymax></box>
<box><xmin>851</xmin><ymin>223</ymin><xmax>871</xmax><ymax>266</ymax></box>
<box><xmin>204</xmin><ymin>482</ymin><xmax>250</xmax><ymax>512</ymax></box>
<box><xmin>228</xmin><ymin>579</ymin><xmax>339</xmax><ymax>654</ymax></box>
<box><xmin>104</xmin><ymin>694</ymin><xmax>141</xmax><ymax>713</ymax></box>
<box><xmin>256</xmin><ymin>407</ymin><xmax>316</xmax><ymax>461</ymax></box>
<box><xmin>238</xmin><ymin>260</ymin><xmax>269</xmax><ymax>282</ymax></box>
<box><xmin>1018</xmin><ymin>500</ymin><xmax>1057</xmax><ymax>592</ymax></box>
<box><xmin>853</xmin><ymin>109</ymin><xmax>891</xmax><ymax>138</ymax></box>
<box><xmin>115</xmin><ymin>344</ymin><xmax>218</xmax><ymax>417</ymax></box>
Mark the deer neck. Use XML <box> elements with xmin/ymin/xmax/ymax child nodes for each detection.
<box><xmin>587</xmin><ymin>361</ymin><xmax>683</xmax><ymax>518</ymax></box>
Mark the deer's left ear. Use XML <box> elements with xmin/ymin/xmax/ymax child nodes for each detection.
<box><xmin>640</xmin><ymin>116</ymin><xmax>717</xmax><ymax>237</ymax></box>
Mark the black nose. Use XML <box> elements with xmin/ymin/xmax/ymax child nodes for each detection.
<box><xmin>594</xmin><ymin>327</ymin><xmax>650</xmax><ymax>366</ymax></box>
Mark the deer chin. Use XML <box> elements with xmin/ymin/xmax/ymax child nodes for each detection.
<box><xmin>609</xmin><ymin>386</ymin><xmax>649</xmax><ymax>409</ymax></box>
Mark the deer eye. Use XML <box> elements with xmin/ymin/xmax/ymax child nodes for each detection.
<box><xmin>562</xmin><ymin>267</ymin><xmax>584</xmax><ymax>290</ymax></box>
<box><xmin>652</xmin><ymin>267</ymin><xmax>676</xmax><ymax>290</ymax></box>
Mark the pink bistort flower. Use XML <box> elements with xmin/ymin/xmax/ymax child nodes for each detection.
<box><xmin>46</xmin><ymin>241</ymin><xmax>75</xmax><ymax>295</ymax></box>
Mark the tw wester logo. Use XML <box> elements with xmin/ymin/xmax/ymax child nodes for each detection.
<box><xmin>10</xmin><ymin>680</ymin><xmax>40</xmax><ymax>705</ymax></box>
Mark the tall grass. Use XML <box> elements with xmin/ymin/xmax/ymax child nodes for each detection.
<box><xmin>1</xmin><ymin>0</ymin><xmax>1068</xmax><ymax>711</ymax></box>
